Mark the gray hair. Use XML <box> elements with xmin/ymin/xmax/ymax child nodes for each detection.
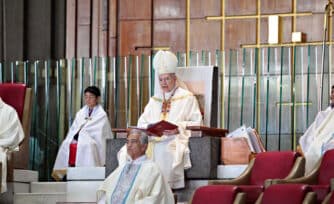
<box><xmin>128</xmin><ymin>128</ymin><xmax>148</xmax><ymax>144</ymax></box>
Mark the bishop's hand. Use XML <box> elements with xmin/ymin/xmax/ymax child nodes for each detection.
<box><xmin>163</xmin><ymin>128</ymin><xmax>179</xmax><ymax>136</ymax></box>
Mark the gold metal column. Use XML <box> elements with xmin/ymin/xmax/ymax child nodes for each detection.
<box><xmin>186</xmin><ymin>0</ymin><xmax>190</xmax><ymax>66</ymax></box>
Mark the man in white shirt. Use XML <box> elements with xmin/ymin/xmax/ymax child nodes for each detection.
<box><xmin>0</xmin><ymin>97</ymin><xmax>24</xmax><ymax>192</ymax></box>
<box><xmin>118</xmin><ymin>50</ymin><xmax>203</xmax><ymax>189</ymax></box>
<box><xmin>97</xmin><ymin>128</ymin><xmax>174</xmax><ymax>204</ymax></box>
<box><xmin>299</xmin><ymin>85</ymin><xmax>334</xmax><ymax>173</ymax></box>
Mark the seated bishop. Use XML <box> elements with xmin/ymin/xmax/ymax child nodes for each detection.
<box><xmin>299</xmin><ymin>85</ymin><xmax>334</xmax><ymax>173</ymax></box>
<box><xmin>97</xmin><ymin>128</ymin><xmax>174</xmax><ymax>204</ymax></box>
<box><xmin>118</xmin><ymin>50</ymin><xmax>203</xmax><ymax>189</ymax></box>
<box><xmin>0</xmin><ymin>97</ymin><xmax>24</xmax><ymax>192</ymax></box>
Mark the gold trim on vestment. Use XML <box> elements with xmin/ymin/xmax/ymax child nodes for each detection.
<box><xmin>152</xmin><ymin>94</ymin><xmax>193</xmax><ymax>103</ymax></box>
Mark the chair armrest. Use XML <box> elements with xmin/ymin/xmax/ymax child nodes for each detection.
<box><xmin>271</xmin><ymin>156</ymin><xmax>320</xmax><ymax>185</ymax></box>
<box><xmin>209</xmin><ymin>159</ymin><xmax>254</xmax><ymax>185</ymax></box>
<box><xmin>322</xmin><ymin>192</ymin><xmax>332</xmax><ymax>204</ymax></box>
<box><xmin>331</xmin><ymin>178</ymin><xmax>334</xmax><ymax>191</ymax></box>
<box><xmin>254</xmin><ymin>192</ymin><xmax>263</xmax><ymax>204</ymax></box>
<box><xmin>186</xmin><ymin>126</ymin><xmax>228</xmax><ymax>137</ymax></box>
<box><xmin>303</xmin><ymin>192</ymin><xmax>317</xmax><ymax>204</ymax></box>
<box><xmin>233</xmin><ymin>192</ymin><xmax>246</xmax><ymax>204</ymax></box>
<box><xmin>285</xmin><ymin>156</ymin><xmax>305</xmax><ymax>179</ymax></box>
<box><xmin>271</xmin><ymin>172</ymin><xmax>318</xmax><ymax>185</ymax></box>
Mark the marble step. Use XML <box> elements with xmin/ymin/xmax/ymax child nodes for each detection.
<box><xmin>14</xmin><ymin>192</ymin><xmax>66</xmax><ymax>204</ymax></box>
<box><xmin>67</xmin><ymin>181</ymin><xmax>103</xmax><ymax>202</ymax></box>
<box><xmin>31</xmin><ymin>182</ymin><xmax>67</xmax><ymax>193</ymax></box>
<box><xmin>13</xmin><ymin>169</ymin><xmax>38</xmax><ymax>183</ymax></box>
<box><xmin>67</xmin><ymin>167</ymin><xmax>105</xmax><ymax>181</ymax></box>
<box><xmin>217</xmin><ymin>164</ymin><xmax>248</xmax><ymax>179</ymax></box>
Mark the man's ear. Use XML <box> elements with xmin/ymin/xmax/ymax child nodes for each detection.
<box><xmin>142</xmin><ymin>144</ymin><xmax>148</xmax><ymax>151</ymax></box>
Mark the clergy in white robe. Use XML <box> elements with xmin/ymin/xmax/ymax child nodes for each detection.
<box><xmin>118</xmin><ymin>50</ymin><xmax>202</xmax><ymax>189</ymax></box>
<box><xmin>0</xmin><ymin>97</ymin><xmax>24</xmax><ymax>193</ymax></box>
<box><xmin>97</xmin><ymin>128</ymin><xmax>174</xmax><ymax>204</ymax></box>
<box><xmin>52</xmin><ymin>86</ymin><xmax>112</xmax><ymax>180</ymax></box>
<box><xmin>299</xmin><ymin>85</ymin><xmax>334</xmax><ymax>173</ymax></box>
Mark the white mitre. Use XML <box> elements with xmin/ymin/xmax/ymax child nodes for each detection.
<box><xmin>153</xmin><ymin>50</ymin><xmax>178</xmax><ymax>75</ymax></box>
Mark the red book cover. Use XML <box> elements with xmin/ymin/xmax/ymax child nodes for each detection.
<box><xmin>146</xmin><ymin>120</ymin><xmax>178</xmax><ymax>136</ymax></box>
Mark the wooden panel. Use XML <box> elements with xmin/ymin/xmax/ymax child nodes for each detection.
<box><xmin>154</xmin><ymin>0</ymin><xmax>185</xmax><ymax>19</ymax></box>
<box><xmin>109</xmin><ymin>38</ymin><xmax>117</xmax><ymax>57</ymax></box>
<box><xmin>119</xmin><ymin>0</ymin><xmax>152</xmax><ymax>20</ymax></box>
<box><xmin>225</xmin><ymin>19</ymin><xmax>256</xmax><ymax>49</ymax></box>
<box><xmin>109</xmin><ymin>0</ymin><xmax>117</xmax><ymax>56</ymax></box>
<box><xmin>52</xmin><ymin>0</ymin><xmax>66</xmax><ymax>59</ymax></box>
<box><xmin>0</xmin><ymin>2</ymin><xmax>3</xmax><ymax>61</ymax></box>
<box><xmin>118</xmin><ymin>21</ymin><xmax>151</xmax><ymax>56</ymax></box>
<box><xmin>297</xmin><ymin>0</ymin><xmax>327</xmax><ymax>13</ymax></box>
<box><xmin>296</xmin><ymin>14</ymin><xmax>324</xmax><ymax>42</ymax></box>
<box><xmin>153</xmin><ymin>20</ymin><xmax>186</xmax><ymax>52</ymax></box>
<box><xmin>261</xmin><ymin>0</ymin><xmax>291</xmax><ymax>14</ymax></box>
<box><xmin>66</xmin><ymin>0</ymin><xmax>76</xmax><ymax>58</ymax></box>
<box><xmin>225</xmin><ymin>0</ymin><xmax>257</xmax><ymax>16</ymax></box>
<box><xmin>190</xmin><ymin>19</ymin><xmax>221</xmax><ymax>51</ymax></box>
<box><xmin>91</xmin><ymin>0</ymin><xmax>100</xmax><ymax>57</ymax></box>
<box><xmin>191</xmin><ymin>0</ymin><xmax>221</xmax><ymax>18</ymax></box>
<box><xmin>4</xmin><ymin>0</ymin><xmax>24</xmax><ymax>61</ymax></box>
<box><xmin>76</xmin><ymin>0</ymin><xmax>91</xmax><ymax>57</ymax></box>
<box><xmin>99</xmin><ymin>0</ymin><xmax>109</xmax><ymax>56</ymax></box>
<box><xmin>26</xmin><ymin>0</ymin><xmax>52</xmax><ymax>60</ymax></box>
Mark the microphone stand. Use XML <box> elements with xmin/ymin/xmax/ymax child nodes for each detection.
<box><xmin>321</xmin><ymin>0</ymin><xmax>333</xmax><ymax>110</ymax></box>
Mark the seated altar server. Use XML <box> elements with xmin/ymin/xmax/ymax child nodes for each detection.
<box><xmin>0</xmin><ymin>97</ymin><xmax>24</xmax><ymax>192</ymax></box>
<box><xmin>299</xmin><ymin>85</ymin><xmax>334</xmax><ymax>173</ymax></box>
<box><xmin>118</xmin><ymin>50</ymin><xmax>203</xmax><ymax>189</ymax></box>
<box><xmin>52</xmin><ymin>86</ymin><xmax>112</xmax><ymax>180</ymax></box>
<box><xmin>97</xmin><ymin>128</ymin><xmax>174</xmax><ymax>204</ymax></box>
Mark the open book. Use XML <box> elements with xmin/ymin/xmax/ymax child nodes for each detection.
<box><xmin>146</xmin><ymin>120</ymin><xmax>178</xmax><ymax>137</ymax></box>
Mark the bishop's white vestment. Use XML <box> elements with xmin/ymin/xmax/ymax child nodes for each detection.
<box><xmin>97</xmin><ymin>155</ymin><xmax>174</xmax><ymax>204</ymax></box>
<box><xmin>119</xmin><ymin>87</ymin><xmax>202</xmax><ymax>189</ymax></box>
<box><xmin>53</xmin><ymin>104</ymin><xmax>112</xmax><ymax>180</ymax></box>
<box><xmin>299</xmin><ymin>106</ymin><xmax>334</xmax><ymax>173</ymax></box>
<box><xmin>0</xmin><ymin>98</ymin><xmax>24</xmax><ymax>192</ymax></box>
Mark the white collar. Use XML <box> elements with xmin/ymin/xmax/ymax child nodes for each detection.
<box><xmin>128</xmin><ymin>155</ymin><xmax>147</xmax><ymax>165</ymax></box>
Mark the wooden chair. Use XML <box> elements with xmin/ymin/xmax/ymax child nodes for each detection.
<box><xmin>0</xmin><ymin>83</ymin><xmax>33</xmax><ymax>181</ymax></box>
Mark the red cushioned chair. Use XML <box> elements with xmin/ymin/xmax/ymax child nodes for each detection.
<box><xmin>273</xmin><ymin>149</ymin><xmax>334</xmax><ymax>204</ymax></box>
<box><xmin>255</xmin><ymin>184</ymin><xmax>316</xmax><ymax>204</ymax></box>
<box><xmin>190</xmin><ymin>185</ymin><xmax>246</xmax><ymax>204</ymax></box>
<box><xmin>0</xmin><ymin>83</ymin><xmax>33</xmax><ymax>180</ymax></box>
<box><xmin>209</xmin><ymin>151</ymin><xmax>305</xmax><ymax>204</ymax></box>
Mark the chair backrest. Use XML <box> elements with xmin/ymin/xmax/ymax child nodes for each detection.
<box><xmin>0</xmin><ymin>83</ymin><xmax>26</xmax><ymax>121</ymax></box>
<box><xmin>250</xmin><ymin>151</ymin><xmax>299</xmax><ymax>185</ymax></box>
<box><xmin>260</xmin><ymin>184</ymin><xmax>312</xmax><ymax>204</ymax></box>
<box><xmin>154</xmin><ymin>66</ymin><xmax>219</xmax><ymax>127</ymax></box>
<box><xmin>191</xmin><ymin>185</ymin><xmax>240</xmax><ymax>204</ymax></box>
<box><xmin>318</xmin><ymin>149</ymin><xmax>334</xmax><ymax>185</ymax></box>
<box><xmin>0</xmin><ymin>83</ymin><xmax>32</xmax><ymax>173</ymax></box>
